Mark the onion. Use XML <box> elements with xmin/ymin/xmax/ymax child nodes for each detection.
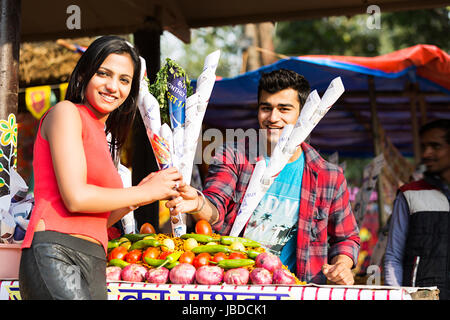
<box><xmin>223</xmin><ymin>268</ymin><xmax>249</xmax><ymax>285</ymax></box>
<box><xmin>145</xmin><ymin>267</ymin><xmax>169</xmax><ymax>284</ymax></box>
<box><xmin>106</xmin><ymin>266</ymin><xmax>122</xmax><ymax>281</ymax></box>
<box><xmin>272</xmin><ymin>268</ymin><xmax>296</xmax><ymax>285</ymax></box>
<box><xmin>169</xmin><ymin>263</ymin><xmax>196</xmax><ymax>284</ymax></box>
<box><xmin>249</xmin><ymin>267</ymin><xmax>273</xmax><ymax>285</ymax></box>
<box><xmin>195</xmin><ymin>266</ymin><xmax>224</xmax><ymax>285</ymax></box>
<box><xmin>255</xmin><ymin>252</ymin><xmax>282</xmax><ymax>272</ymax></box>
<box><xmin>120</xmin><ymin>264</ymin><xmax>147</xmax><ymax>282</ymax></box>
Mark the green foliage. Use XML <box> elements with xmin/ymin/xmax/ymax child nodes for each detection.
<box><xmin>161</xmin><ymin>26</ymin><xmax>244</xmax><ymax>79</ymax></box>
<box><xmin>382</xmin><ymin>8</ymin><xmax>450</xmax><ymax>52</ymax></box>
<box><xmin>274</xmin><ymin>8</ymin><xmax>449</xmax><ymax>57</ymax></box>
<box><xmin>148</xmin><ymin>58</ymin><xmax>193</xmax><ymax>125</ymax></box>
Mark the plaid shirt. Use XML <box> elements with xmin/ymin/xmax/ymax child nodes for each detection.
<box><xmin>203</xmin><ymin>141</ymin><xmax>360</xmax><ymax>284</ymax></box>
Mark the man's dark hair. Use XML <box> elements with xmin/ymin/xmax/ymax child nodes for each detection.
<box><xmin>419</xmin><ymin>119</ymin><xmax>450</xmax><ymax>144</ymax></box>
<box><xmin>257</xmin><ymin>68</ymin><xmax>310</xmax><ymax>108</ymax></box>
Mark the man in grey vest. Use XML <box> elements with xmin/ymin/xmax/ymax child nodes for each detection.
<box><xmin>384</xmin><ymin>119</ymin><xmax>450</xmax><ymax>299</ymax></box>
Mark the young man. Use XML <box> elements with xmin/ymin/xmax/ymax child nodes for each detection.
<box><xmin>384</xmin><ymin>119</ymin><xmax>450</xmax><ymax>298</ymax></box>
<box><xmin>169</xmin><ymin>69</ymin><xmax>360</xmax><ymax>284</ymax></box>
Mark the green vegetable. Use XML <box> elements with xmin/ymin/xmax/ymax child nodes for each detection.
<box><xmin>216</xmin><ymin>259</ymin><xmax>255</xmax><ymax>269</ymax></box>
<box><xmin>157</xmin><ymin>251</ymin><xmax>183</xmax><ymax>269</ymax></box>
<box><xmin>122</xmin><ymin>233</ymin><xmax>155</xmax><ymax>242</ymax></box>
<box><xmin>246</xmin><ymin>250</ymin><xmax>262</xmax><ymax>259</ymax></box>
<box><xmin>180</xmin><ymin>233</ymin><xmax>215</xmax><ymax>243</ymax></box>
<box><xmin>148</xmin><ymin>58</ymin><xmax>193</xmax><ymax>126</ymax></box>
<box><xmin>108</xmin><ymin>259</ymin><xmax>130</xmax><ymax>269</ymax></box>
<box><xmin>144</xmin><ymin>258</ymin><xmax>165</xmax><ymax>267</ymax></box>
<box><xmin>145</xmin><ymin>257</ymin><xmax>180</xmax><ymax>270</ymax></box>
<box><xmin>129</xmin><ymin>239</ymin><xmax>162</xmax><ymax>251</ymax></box>
<box><xmin>107</xmin><ymin>239</ymin><xmax>121</xmax><ymax>251</ymax></box>
<box><xmin>220</xmin><ymin>236</ymin><xmax>261</xmax><ymax>247</ymax></box>
<box><xmin>191</xmin><ymin>245</ymin><xmax>233</xmax><ymax>254</ymax></box>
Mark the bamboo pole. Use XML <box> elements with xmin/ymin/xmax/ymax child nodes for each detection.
<box><xmin>409</xmin><ymin>84</ymin><xmax>421</xmax><ymax>165</ymax></box>
<box><xmin>368</xmin><ymin>76</ymin><xmax>387</xmax><ymax>229</ymax></box>
<box><xmin>132</xmin><ymin>19</ymin><xmax>163</xmax><ymax>232</ymax></box>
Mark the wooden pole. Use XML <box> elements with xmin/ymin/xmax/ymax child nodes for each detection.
<box><xmin>409</xmin><ymin>84</ymin><xmax>421</xmax><ymax>165</ymax></box>
<box><xmin>368</xmin><ymin>76</ymin><xmax>387</xmax><ymax>229</ymax></box>
<box><xmin>0</xmin><ymin>0</ymin><xmax>21</xmax><ymax>197</ymax></box>
<box><xmin>132</xmin><ymin>19</ymin><xmax>162</xmax><ymax>232</ymax></box>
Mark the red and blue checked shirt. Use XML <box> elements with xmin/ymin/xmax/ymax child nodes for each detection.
<box><xmin>203</xmin><ymin>141</ymin><xmax>360</xmax><ymax>284</ymax></box>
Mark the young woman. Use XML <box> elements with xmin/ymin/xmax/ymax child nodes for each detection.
<box><xmin>19</xmin><ymin>36</ymin><xmax>183</xmax><ymax>300</ymax></box>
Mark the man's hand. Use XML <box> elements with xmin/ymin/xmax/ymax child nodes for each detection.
<box><xmin>322</xmin><ymin>255</ymin><xmax>355</xmax><ymax>285</ymax></box>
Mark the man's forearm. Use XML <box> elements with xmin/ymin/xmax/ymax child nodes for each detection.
<box><xmin>192</xmin><ymin>197</ymin><xmax>220</xmax><ymax>225</ymax></box>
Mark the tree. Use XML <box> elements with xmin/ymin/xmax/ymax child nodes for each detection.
<box><xmin>160</xmin><ymin>26</ymin><xmax>244</xmax><ymax>79</ymax></box>
<box><xmin>274</xmin><ymin>8</ymin><xmax>449</xmax><ymax>57</ymax></box>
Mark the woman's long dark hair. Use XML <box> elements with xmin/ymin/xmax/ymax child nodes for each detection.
<box><xmin>65</xmin><ymin>35</ymin><xmax>141</xmax><ymax>164</ymax></box>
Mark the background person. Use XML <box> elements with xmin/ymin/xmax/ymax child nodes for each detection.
<box><xmin>384</xmin><ymin>119</ymin><xmax>450</xmax><ymax>298</ymax></box>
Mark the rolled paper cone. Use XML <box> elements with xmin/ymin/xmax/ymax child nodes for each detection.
<box><xmin>148</xmin><ymin>130</ymin><xmax>172</xmax><ymax>170</ymax></box>
<box><xmin>309</xmin><ymin>77</ymin><xmax>344</xmax><ymax>125</ymax></box>
<box><xmin>229</xmin><ymin>159</ymin><xmax>267</xmax><ymax>237</ymax></box>
<box><xmin>180</xmin><ymin>50</ymin><xmax>221</xmax><ymax>184</ymax></box>
<box><xmin>137</xmin><ymin>57</ymin><xmax>161</xmax><ymax>134</ymax></box>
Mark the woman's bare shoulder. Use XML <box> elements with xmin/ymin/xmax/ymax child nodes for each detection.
<box><xmin>41</xmin><ymin>101</ymin><xmax>82</xmax><ymax>139</ymax></box>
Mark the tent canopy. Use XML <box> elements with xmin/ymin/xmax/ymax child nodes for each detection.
<box><xmin>202</xmin><ymin>44</ymin><xmax>450</xmax><ymax>157</ymax></box>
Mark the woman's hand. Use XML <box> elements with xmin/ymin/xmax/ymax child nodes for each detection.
<box><xmin>138</xmin><ymin>167</ymin><xmax>183</xmax><ymax>206</ymax></box>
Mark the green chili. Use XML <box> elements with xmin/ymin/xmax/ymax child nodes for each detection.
<box><xmin>107</xmin><ymin>240</ymin><xmax>121</xmax><ymax>251</ymax></box>
<box><xmin>144</xmin><ymin>258</ymin><xmax>165</xmax><ymax>267</ymax></box>
<box><xmin>108</xmin><ymin>259</ymin><xmax>130</xmax><ymax>269</ymax></box>
<box><xmin>191</xmin><ymin>245</ymin><xmax>233</xmax><ymax>254</ymax></box>
<box><xmin>157</xmin><ymin>251</ymin><xmax>183</xmax><ymax>269</ymax></box>
<box><xmin>180</xmin><ymin>233</ymin><xmax>215</xmax><ymax>243</ymax></box>
<box><xmin>246</xmin><ymin>250</ymin><xmax>262</xmax><ymax>259</ymax></box>
<box><xmin>220</xmin><ymin>236</ymin><xmax>261</xmax><ymax>247</ymax></box>
<box><xmin>122</xmin><ymin>233</ymin><xmax>155</xmax><ymax>243</ymax></box>
<box><xmin>129</xmin><ymin>239</ymin><xmax>162</xmax><ymax>251</ymax></box>
<box><xmin>217</xmin><ymin>259</ymin><xmax>255</xmax><ymax>269</ymax></box>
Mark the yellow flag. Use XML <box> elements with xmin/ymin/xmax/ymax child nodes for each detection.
<box><xmin>59</xmin><ymin>83</ymin><xmax>68</xmax><ymax>101</ymax></box>
<box><xmin>25</xmin><ymin>85</ymin><xmax>52</xmax><ymax>119</ymax></box>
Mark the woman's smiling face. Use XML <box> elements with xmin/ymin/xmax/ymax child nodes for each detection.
<box><xmin>84</xmin><ymin>53</ymin><xmax>134</xmax><ymax>122</ymax></box>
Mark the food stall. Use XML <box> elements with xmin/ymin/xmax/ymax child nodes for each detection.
<box><xmin>0</xmin><ymin>230</ymin><xmax>439</xmax><ymax>300</ymax></box>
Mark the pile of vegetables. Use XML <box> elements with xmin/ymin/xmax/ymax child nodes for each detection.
<box><xmin>106</xmin><ymin>220</ymin><xmax>304</xmax><ymax>286</ymax></box>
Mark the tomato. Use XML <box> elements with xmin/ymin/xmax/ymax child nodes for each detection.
<box><xmin>158</xmin><ymin>251</ymin><xmax>172</xmax><ymax>260</ymax></box>
<box><xmin>228</xmin><ymin>252</ymin><xmax>247</xmax><ymax>260</ymax></box>
<box><xmin>195</xmin><ymin>219</ymin><xmax>212</xmax><ymax>235</ymax></box>
<box><xmin>179</xmin><ymin>251</ymin><xmax>195</xmax><ymax>264</ymax></box>
<box><xmin>107</xmin><ymin>246</ymin><xmax>128</xmax><ymax>261</ymax></box>
<box><xmin>140</xmin><ymin>222</ymin><xmax>156</xmax><ymax>234</ymax></box>
<box><xmin>193</xmin><ymin>252</ymin><xmax>211</xmax><ymax>268</ymax></box>
<box><xmin>142</xmin><ymin>247</ymin><xmax>160</xmax><ymax>260</ymax></box>
<box><xmin>212</xmin><ymin>252</ymin><xmax>227</xmax><ymax>263</ymax></box>
<box><xmin>124</xmin><ymin>249</ymin><xmax>142</xmax><ymax>263</ymax></box>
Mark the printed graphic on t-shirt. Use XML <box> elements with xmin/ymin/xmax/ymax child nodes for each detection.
<box><xmin>244</xmin><ymin>153</ymin><xmax>304</xmax><ymax>257</ymax></box>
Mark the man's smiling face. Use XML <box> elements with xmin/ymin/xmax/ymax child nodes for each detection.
<box><xmin>258</xmin><ymin>88</ymin><xmax>301</xmax><ymax>154</ymax></box>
